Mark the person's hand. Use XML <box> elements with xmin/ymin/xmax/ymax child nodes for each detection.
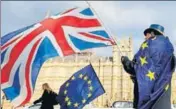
<box><xmin>121</xmin><ymin>56</ymin><xmax>136</xmax><ymax>76</ymax></box>
<box><xmin>33</xmin><ymin>101</ymin><xmax>37</xmax><ymax>105</ymax></box>
<box><xmin>121</xmin><ymin>56</ymin><xmax>129</xmax><ymax>65</ymax></box>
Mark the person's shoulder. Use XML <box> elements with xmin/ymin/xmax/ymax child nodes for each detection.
<box><xmin>151</xmin><ymin>35</ymin><xmax>165</xmax><ymax>43</ymax></box>
<box><xmin>157</xmin><ymin>35</ymin><xmax>174</xmax><ymax>49</ymax></box>
<box><xmin>50</xmin><ymin>91</ymin><xmax>57</xmax><ymax>95</ymax></box>
<box><xmin>150</xmin><ymin>35</ymin><xmax>174</xmax><ymax>53</ymax></box>
<box><xmin>43</xmin><ymin>90</ymin><xmax>49</xmax><ymax>94</ymax></box>
<box><xmin>149</xmin><ymin>35</ymin><xmax>166</xmax><ymax>52</ymax></box>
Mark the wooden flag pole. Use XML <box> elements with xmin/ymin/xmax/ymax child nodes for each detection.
<box><xmin>85</xmin><ymin>1</ymin><xmax>125</xmax><ymax>57</ymax></box>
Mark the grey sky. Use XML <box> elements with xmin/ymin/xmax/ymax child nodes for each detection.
<box><xmin>1</xmin><ymin>1</ymin><xmax>176</xmax><ymax>56</ymax></box>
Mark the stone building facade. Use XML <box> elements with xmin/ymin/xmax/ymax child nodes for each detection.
<box><xmin>1</xmin><ymin>37</ymin><xmax>176</xmax><ymax>109</ymax></box>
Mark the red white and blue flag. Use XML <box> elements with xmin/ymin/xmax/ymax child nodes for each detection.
<box><xmin>1</xmin><ymin>7</ymin><xmax>116</xmax><ymax>107</ymax></box>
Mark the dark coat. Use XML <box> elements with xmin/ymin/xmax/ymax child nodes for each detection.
<box><xmin>152</xmin><ymin>83</ymin><xmax>171</xmax><ymax>109</ymax></box>
<box><xmin>122</xmin><ymin>35</ymin><xmax>175</xmax><ymax>109</ymax></box>
<box><xmin>34</xmin><ymin>90</ymin><xmax>55</xmax><ymax>109</ymax></box>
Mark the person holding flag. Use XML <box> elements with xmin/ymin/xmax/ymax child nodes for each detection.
<box><xmin>121</xmin><ymin>24</ymin><xmax>176</xmax><ymax>109</ymax></box>
<box><xmin>33</xmin><ymin>83</ymin><xmax>58</xmax><ymax>109</ymax></box>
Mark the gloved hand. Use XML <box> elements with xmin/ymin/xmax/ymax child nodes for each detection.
<box><xmin>121</xmin><ymin>56</ymin><xmax>130</xmax><ymax>65</ymax></box>
<box><xmin>121</xmin><ymin>56</ymin><xmax>136</xmax><ymax>76</ymax></box>
<box><xmin>33</xmin><ymin>101</ymin><xmax>37</xmax><ymax>105</ymax></box>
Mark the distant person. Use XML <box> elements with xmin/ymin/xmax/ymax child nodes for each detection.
<box><xmin>33</xmin><ymin>83</ymin><xmax>58</xmax><ymax>109</ymax></box>
<box><xmin>121</xmin><ymin>24</ymin><xmax>175</xmax><ymax>109</ymax></box>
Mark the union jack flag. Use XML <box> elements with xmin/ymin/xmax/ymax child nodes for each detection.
<box><xmin>1</xmin><ymin>7</ymin><xmax>116</xmax><ymax>107</ymax></box>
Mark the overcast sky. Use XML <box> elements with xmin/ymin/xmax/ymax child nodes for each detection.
<box><xmin>1</xmin><ymin>1</ymin><xmax>176</xmax><ymax>56</ymax></box>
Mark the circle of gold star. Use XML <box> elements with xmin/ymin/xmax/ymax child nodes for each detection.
<box><xmin>63</xmin><ymin>73</ymin><xmax>93</xmax><ymax>108</ymax></box>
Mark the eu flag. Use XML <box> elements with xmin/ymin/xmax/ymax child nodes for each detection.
<box><xmin>56</xmin><ymin>64</ymin><xmax>105</xmax><ymax>109</ymax></box>
<box><xmin>132</xmin><ymin>35</ymin><xmax>175</xmax><ymax>109</ymax></box>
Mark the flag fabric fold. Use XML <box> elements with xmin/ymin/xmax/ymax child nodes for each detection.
<box><xmin>133</xmin><ymin>36</ymin><xmax>174</xmax><ymax>109</ymax></box>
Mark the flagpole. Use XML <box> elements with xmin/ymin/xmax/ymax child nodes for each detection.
<box><xmin>1</xmin><ymin>95</ymin><xmax>5</xmax><ymax>109</ymax></box>
<box><xmin>45</xmin><ymin>10</ymin><xmax>50</xmax><ymax>19</ymax></box>
<box><xmin>85</xmin><ymin>1</ymin><xmax>125</xmax><ymax>57</ymax></box>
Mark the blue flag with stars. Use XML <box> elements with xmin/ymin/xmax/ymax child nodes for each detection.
<box><xmin>133</xmin><ymin>35</ymin><xmax>175</xmax><ymax>109</ymax></box>
<box><xmin>56</xmin><ymin>64</ymin><xmax>105</xmax><ymax>109</ymax></box>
